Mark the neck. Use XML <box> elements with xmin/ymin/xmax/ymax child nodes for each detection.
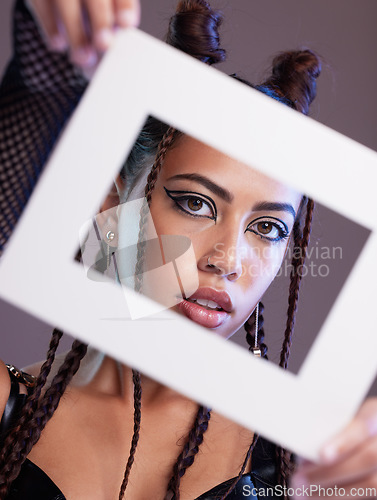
<box><xmin>86</xmin><ymin>355</ymin><xmax>196</xmax><ymax>409</ymax></box>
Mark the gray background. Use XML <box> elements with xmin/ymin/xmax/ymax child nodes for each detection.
<box><xmin>0</xmin><ymin>1</ymin><xmax>376</xmax><ymax>394</ymax></box>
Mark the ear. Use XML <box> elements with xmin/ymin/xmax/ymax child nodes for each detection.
<box><xmin>96</xmin><ymin>174</ymin><xmax>127</xmax><ymax>248</ymax></box>
<box><xmin>99</xmin><ymin>173</ymin><xmax>127</xmax><ymax>213</ymax></box>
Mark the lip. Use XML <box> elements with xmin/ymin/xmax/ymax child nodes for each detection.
<box><xmin>176</xmin><ymin>287</ymin><xmax>233</xmax><ymax>329</ymax></box>
<box><xmin>188</xmin><ymin>287</ymin><xmax>233</xmax><ymax>313</ymax></box>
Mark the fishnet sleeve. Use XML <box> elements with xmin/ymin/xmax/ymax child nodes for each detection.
<box><xmin>0</xmin><ymin>0</ymin><xmax>88</xmax><ymax>256</ymax></box>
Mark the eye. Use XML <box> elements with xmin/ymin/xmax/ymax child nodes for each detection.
<box><xmin>247</xmin><ymin>217</ymin><xmax>289</xmax><ymax>242</ymax></box>
<box><xmin>187</xmin><ymin>198</ymin><xmax>205</xmax><ymax>212</ymax></box>
<box><xmin>164</xmin><ymin>187</ymin><xmax>217</xmax><ymax>221</ymax></box>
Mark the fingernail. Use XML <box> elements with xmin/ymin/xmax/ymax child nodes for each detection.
<box><xmin>367</xmin><ymin>417</ymin><xmax>377</xmax><ymax>436</ymax></box>
<box><xmin>94</xmin><ymin>28</ymin><xmax>114</xmax><ymax>52</ymax></box>
<box><xmin>320</xmin><ymin>443</ymin><xmax>338</xmax><ymax>464</ymax></box>
<box><xmin>117</xmin><ymin>8</ymin><xmax>139</xmax><ymax>28</ymax></box>
<box><xmin>71</xmin><ymin>47</ymin><xmax>98</xmax><ymax>69</ymax></box>
<box><xmin>49</xmin><ymin>34</ymin><xmax>68</xmax><ymax>52</ymax></box>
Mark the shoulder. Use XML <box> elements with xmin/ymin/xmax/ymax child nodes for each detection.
<box><xmin>0</xmin><ymin>360</ymin><xmax>11</xmax><ymax>419</ymax></box>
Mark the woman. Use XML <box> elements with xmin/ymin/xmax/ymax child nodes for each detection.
<box><xmin>1</xmin><ymin>1</ymin><xmax>377</xmax><ymax>499</ymax></box>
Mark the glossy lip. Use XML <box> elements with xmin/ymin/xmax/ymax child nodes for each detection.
<box><xmin>175</xmin><ymin>287</ymin><xmax>234</xmax><ymax>329</ymax></box>
<box><xmin>186</xmin><ymin>287</ymin><xmax>234</xmax><ymax>313</ymax></box>
<box><xmin>177</xmin><ymin>299</ymin><xmax>230</xmax><ymax>329</ymax></box>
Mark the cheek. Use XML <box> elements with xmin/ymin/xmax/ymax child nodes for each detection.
<box><xmin>142</xmin><ymin>200</ymin><xmax>200</xmax><ymax>308</ymax></box>
<box><xmin>260</xmin><ymin>245</ymin><xmax>288</xmax><ymax>281</ymax></box>
<box><xmin>150</xmin><ymin>196</ymin><xmax>213</xmax><ymax>244</ymax></box>
<box><xmin>240</xmin><ymin>243</ymin><xmax>288</xmax><ymax>289</ymax></box>
<box><xmin>220</xmin><ymin>245</ymin><xmax>288</xmax><ymax>338</ymax></box>
<box><xmin>235</xmin><ymin>245</ymin><xmax>287</xmax><ymax>312</ymax></box>
<box><xmin>150</xmin><ymin>193</ymin><xmax>185</xmax><ymax>237</ymax></box>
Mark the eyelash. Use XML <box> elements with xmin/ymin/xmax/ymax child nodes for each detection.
<box><xmin>164</xmin><ymin>188</ymin><xmax>217</xmax><ymax>221</ymax></box>
<box><xmin>164</xmin><ymin>187</ymin><xmax>290</xmax><ymax>242</ymax></box>
<box><xmin>246</xmin><ymin>218</ymin><xmax>289</xmax><ymax>243</ymax></box>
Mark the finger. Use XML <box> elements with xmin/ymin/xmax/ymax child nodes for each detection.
<box><xmin>291</xmin><ymin>472</ymin><xmax>377</xmax><ymax>500</ymax></box>
<box><xmin>27</xmin><ymin>0</ymin><xmax>68</xmax><ymax>51</ymax></box>
<box><xmin>293</xmin><ymin>436</ymin><xmax>377</xmax><ymax>488</ymax></box>
<box><xmin>320</xmin><ymin>398</ymin><xmax>377</xmax><ymax>464</ymax></box>
<box><xmin>84</xmin><ymin>0</ymin><xmax>115</xmax><ymax>52</ymax></box>
<box><xmin>331</xmin><ymin>473</ymin><xmax>377</xmax><ymax>499</ymax></box>
<box><xmin>54</xmin><ymin>0</ymin><xmax>97</xmax><ymax>68</ymax></box>
<box><xmin>114</xmin><ymin>0</ymin><xmax>141</xmax><ymax>28</ymax></box>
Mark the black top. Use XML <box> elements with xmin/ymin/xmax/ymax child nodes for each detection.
<box><xmin>0</xmin><ymin>366</ymin><xmax>280</xmax><ymax>499</ymax></box>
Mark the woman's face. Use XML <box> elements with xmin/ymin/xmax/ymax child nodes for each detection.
<box><xmin>148</xmin><ymin>135</ymin><xmax>302</xmax><ymax>339</ymax></box>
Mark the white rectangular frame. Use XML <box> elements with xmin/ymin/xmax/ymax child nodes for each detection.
<box><xmin>0</xmin><ymin>29</ymin><xmax>376</xmax><ymax>460</ymax></box>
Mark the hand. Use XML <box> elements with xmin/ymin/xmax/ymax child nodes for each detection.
<box><xmin>26</xmin><ymin>0</ymin><xmax>141</xmax><ymax>69</ymax></box>
<box><xmin>290</xmin><ymin>398</ymin><xmax>377</xmax><ymax>499</ymax></box>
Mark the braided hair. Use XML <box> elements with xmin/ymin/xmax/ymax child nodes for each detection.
<box><xmin>0</xmin><ymin>1</ymin><xmax>321</xmax><ymax>499</ymax></box>
<box><xmin>276</xmin><ymin>195</ymin><xmax>315</xmax><ymax>496</ymax></box>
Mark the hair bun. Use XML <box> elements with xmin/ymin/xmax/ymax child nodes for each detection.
<box><xmin>166</xmin><ymin>0</ymin><xmax>226</xmax><ymax>65</ymax></box>
<box><xmin>262</xmin><ymin>50</ymin><xmax>322</xmax><ymax>115</ymax></box>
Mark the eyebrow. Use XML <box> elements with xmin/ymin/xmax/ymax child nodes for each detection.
<box><xmin>167</xmin><ymin>173</ymin><xmax>234</xmax><ymax>203</ymax></box>
<box><xmin>167</xmin><ymin>173</ymin><xmax>296</xmax><ymax>218</ymax></box>
<box><xmin>252</xmin><ymin>201</ymin><xmax>296</xmax><ymax>219</ymax></box>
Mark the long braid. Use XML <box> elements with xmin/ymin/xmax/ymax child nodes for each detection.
<box><xmin>117</xmin><ymin>127</ymin><xmax>179</xmax><ymax>499</ymax></box>
<box><xmin>118</xmin><ymin>369</ymin><xmax>142</xmax><ymax>499</ymax></box>
<box><xmin>218</xmin><ymin>433</ymin><xmax>260</xmax><ymax>500</ymax></box>
<box><xmin>145</xmin><ymin>127</ymin><xmax>178</xmax><ymax>205</ymax></box>
<box><xmin>166</xmin><ymin>405</ymin><xmax>212</xmax><ymax>499</ymax></box>
<box><xmin>245</xmin><ymin>302</ymin><xmax>268</xmax><ymax>359</ymax></box>
<box><xmin>139</xmin><ymin>128</ymin><xmax>216</xmax><ymax>499</ymax></box>
<box><xmin>129</xmin><ymin>1</ymin><xmax>229</xmax><ymax>493</ymax></box>
<box><xmin>134</xmin><ymin>126</ymin><xmax>177</xmax><ymax>293</ymax></box>
<box><xmin>276</xmin><ymin>447</ymin><xmax>295</xmax><ymax>499</ymax></box>
<box><xmin>279</xmin><ymin>197</ymin><xmax>315</xmax><ymax>370</ymax></box>
<box><xmin>133</xmin><ymin>126</ymin><xmax>215</xmax><ymax>500</ymax></box>
<box><xmin>276</xmin><ymin>198</ymin><xmax>315</xmax><ymax>495</ymax></box>
<box><xmin>0</xmin><ymin>337</ymin><xmax>87</xmax><ymax>498</ymax></box>
<box><xmin>30</xmin><ymin>329</ymin><xmax>64</xmax><ymax>400</ymax></box>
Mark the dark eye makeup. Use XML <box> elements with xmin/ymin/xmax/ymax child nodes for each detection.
<box><xmin>246</xmin><ymin>216</ymin><xmax>289</xmax><ymax>243</ymax></box>
<box><xmin>164</xmin><ymin>187</ymin><xmax>217</xmax><ymax>221</ymax></box>
<box><xmin>164</xmin><ymin>186</ymin><xmax>290</xmax><ymax>243</ymax></box>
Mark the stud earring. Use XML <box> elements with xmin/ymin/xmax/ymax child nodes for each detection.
<box><xmin>252</xmin><ymin>302</ymin><xmax>261</xmax><ymax>357</ymax></box>
<box><xmin>106</xmin><ymin>231</ymin><xmax>115</xmax><ymax>242</ymax></box>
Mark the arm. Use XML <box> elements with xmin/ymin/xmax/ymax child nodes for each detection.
<box><xmin>0</xmin><ymin>0</ymin><xmax>141</xmax><ymax>257</ymax></box>
<box><xmin>0</xmin><ymin>361</ymin><xmax>12</xmax><ymax>444</ymax></box>
<box><xmin>0</xmin><ymin>0</ymin><xmax>88</xmax><ymax>256</ymax></box>
<box><xmin>0</xmin><ymin>362</ymin><xmax>11</xmax><ymax>421</ymax></box>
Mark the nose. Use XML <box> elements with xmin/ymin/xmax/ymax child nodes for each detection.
<box><xmin>198</xmin><ymin>228</ymin><xmax>245</xmax><ymax>281</ymax></box>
